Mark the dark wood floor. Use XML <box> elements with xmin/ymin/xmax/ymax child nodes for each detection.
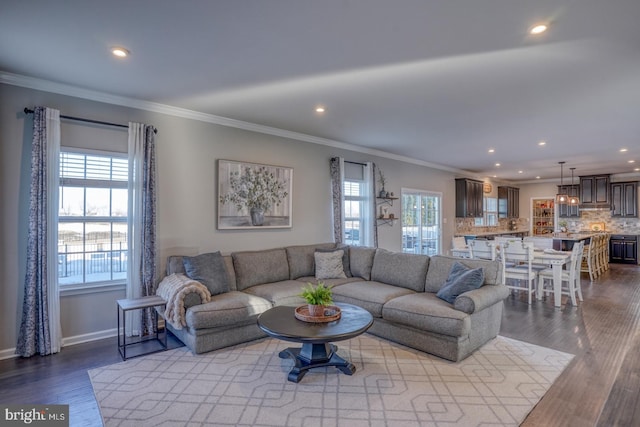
<box><xmin>1</xmin><ymin>263</ymin><xmax>639</xmax><ymax>427</ymax></box>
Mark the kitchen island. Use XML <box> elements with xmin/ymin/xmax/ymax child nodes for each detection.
<box><xmin>454</xmin><ymin>229</ymin><xmax>529</xmax><ymax>240</ymax></box>
<box><xmin>552</xmin><ymin>232</ymin><xmax>595</xmax><ymax>251</ymax></box>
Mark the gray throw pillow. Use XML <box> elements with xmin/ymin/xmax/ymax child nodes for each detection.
<box><xmin>183</xmin><ymin>251</ymin><xmax>230</xmax><ymax>296</ymax></box>
<box><xmin>436</xmin><ymin>262</ymin><xmax>484</xmax><ymax>304</ymax></box>
<box><xmin>315</xmin><ymin>249</ymin><xmax>347</xmax><ymax>280</ymax></box>
<box><xmin>316</xmin><ymin>246</ymin><xmax>352</xmax><ymax>277</ymax></box>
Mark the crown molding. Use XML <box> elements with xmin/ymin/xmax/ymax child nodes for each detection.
<box><xmin>1</xmin><ymin>71</ymin><xmax>468</xmax><ymax>174</ymax></box>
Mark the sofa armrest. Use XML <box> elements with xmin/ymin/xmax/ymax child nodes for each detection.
<box><xmin>453</xmin><ymin>284</ymin><xmax>510</xmax><ymax>314</ymax></box>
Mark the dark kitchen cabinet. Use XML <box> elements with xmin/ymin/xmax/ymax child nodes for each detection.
<box><xmin>557</xmin><ymin>185</ymin><xmax>580</xmax><ymax>217</ymax></box>
<box><xmin>611</xmin><ymin>181</ymin><xmax>638</xmax><ymax>218</ymax></box>
<box><xmin>609</xmin><ymin>234</ymin><xmax>638</xmax><ymax>264</ymax></box>
<box><xmin>580</xmin><ymin>175</ymin><xmax>610</xmax><ymax>208</ymax></box>
<box><xmin>498</xmin><ymin>186</ymin><xmax>519</xmax><ymax>218</ymax></box>
<box><xmin>455</xmin><ymin>178</ymin><xmax>483</xmax><ymax>218</ymax></box>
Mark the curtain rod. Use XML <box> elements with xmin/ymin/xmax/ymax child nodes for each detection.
<box><xmin>23</xmin><ymin>108</ymin><xmax>157</xmax><ymax>134</ymax></box>
<box><xmin>345</xmin><ymin>160</ymin><xmax>367</xmax><ymax>166</ymax></box>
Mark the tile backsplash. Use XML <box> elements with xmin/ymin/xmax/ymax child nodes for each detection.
<box><xmin>456</xmin><ymin>213</ymin><xmax>640</xmax><ymax>235</ymax></box>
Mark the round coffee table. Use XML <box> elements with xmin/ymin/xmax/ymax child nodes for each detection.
<box><xmin>257</xmin><ymin>302</ymin><xmax>373</xmax><ymax>382</ymax></box>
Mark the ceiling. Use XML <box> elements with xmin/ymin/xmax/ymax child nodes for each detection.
<box><xmin>2</xmin><ymin>0</ymin><xmax>640</xmax><ymax>183</ymax></box>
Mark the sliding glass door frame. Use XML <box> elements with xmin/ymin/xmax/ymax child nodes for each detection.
<box><xmin>400</xmin><ymin>188</ymin><xmax>443</xmax><ymax>256</ymax></box>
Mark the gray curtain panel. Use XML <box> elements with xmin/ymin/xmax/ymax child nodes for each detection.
<box><xmin>16</xmin><ymin>106</ymin><xmax>60</xmax><ymax>357</ymax></box>
<box><xmin>371</xmin><ymin>163</ymin><xmax>379</xmax><ymax>248</ymax></box>
<box><xmin>330</xmin><ymin>157</ymin><xmax>343</xmax><ymax>244</ymax></box>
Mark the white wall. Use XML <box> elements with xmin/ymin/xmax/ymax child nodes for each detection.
<box><xmin>0</xmin><ymin>83</ymin><xmax>459</xmax><ymax>354</ymax></box>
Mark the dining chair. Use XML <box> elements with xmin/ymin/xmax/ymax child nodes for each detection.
<box><xmin>538</xmin><ymin>241</ymin><xmax>585</xmax><ymax>306</ymax></box>
<box><xmin>501</xmin><ymin>241</ymin><xmax>537</xmax><ymax>304</ymax></box>
<box><xmin>469</xmin><ymin>239</ymin><xmax>497</xmax><ymax>261</ymax></box>
<box><xmin>523</xmin><ymin>236</ymin><xmax>554</xmax><ymax>250</ymax></box>
<box><xmin>450</xmin><ymin>236</ymin><xmax>470</xmax><ymax>258</ymax></box>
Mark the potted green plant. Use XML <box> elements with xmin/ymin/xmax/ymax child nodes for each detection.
<box><xmin>300</xmin><ymin>282</ymin><xmax>333</xmax><ymax>317</ymax></box>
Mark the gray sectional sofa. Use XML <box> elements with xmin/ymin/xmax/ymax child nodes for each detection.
<box><xmin>163</xmin><ymin>243</ymin><xmax>509</xmax><ymax>362</ymax></box>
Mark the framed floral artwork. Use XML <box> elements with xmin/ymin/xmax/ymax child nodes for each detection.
<box><xmin>218</xmin><ymin>160</ymin><xmax>293</xmax><ymax>229</ymax></box>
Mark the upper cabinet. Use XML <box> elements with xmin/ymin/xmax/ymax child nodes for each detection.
<box><xmin>580</xmin><ymin>175</ymin><xmax>610</xmax><ymax>208</ymax></box>
<box><xmin>557</xmin><ymin>185</ymin><xmax>580</xmax><ymax>217</ymax></box>
<box><xmin>611</xmin><ymin>181</ymin><xmax>638</xmax><ymax>218</ymax></box>
<box><xmin>498</xmin><ymin>186</ymin><xmax>519</xmax><ymax>218</ymax></box>
<box><xmin>455</xmin><ymin>178</ymin><xmax>483</xmax><ymax>218</ymax></box>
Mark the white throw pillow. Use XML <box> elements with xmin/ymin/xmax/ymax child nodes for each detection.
<box><xmin>315</xmin><ymin>249</ymin><xmax>347</xmax><ymax>280</ymax></box>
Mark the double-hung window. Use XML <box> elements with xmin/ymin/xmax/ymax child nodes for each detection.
<box><xmin>344</xmin><ymin>180</ymin><xmax>365</xmax><ymax>245</ymax></box>
<box><xmin>58</xmin><ymin>150</ymin><xmax>128</xmax><ymax>289</ymax></box>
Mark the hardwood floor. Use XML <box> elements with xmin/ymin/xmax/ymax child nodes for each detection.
<box><xmin>1</xmin><ymin>263</ymin><xmax>639</xmax><ymax>426</ymax></box>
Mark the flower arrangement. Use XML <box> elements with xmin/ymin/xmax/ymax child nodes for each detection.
<box><xmin>219</xmin><ymin>166</ymin><xmax>289</xmax><ymax>225</ymax></box>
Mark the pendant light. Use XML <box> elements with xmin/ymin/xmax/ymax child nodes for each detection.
<box><xmin>556</xmin><ymin>161</ymin><xmax>568</xmax><ymax>204</ymax></box>
<box><xmin>569</xmin><ymin>167</ymin><xmax>580</xmax><ymax>205</ymax></box>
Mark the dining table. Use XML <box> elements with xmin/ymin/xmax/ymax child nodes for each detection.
<box><xmin>532</xmin><ymin>249</ymin><xmax>572</xmax><ymax>307</ymax></box>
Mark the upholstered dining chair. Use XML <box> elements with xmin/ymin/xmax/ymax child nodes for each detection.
<box><xmin>538</xmin><ymin>241</ymin><xmax>585</xmax><ymax>306</ymax></box>
<box><xmin>501</xmin><ymin>241</ymin><xmax>537</xmax><ymax>305</ymax></box>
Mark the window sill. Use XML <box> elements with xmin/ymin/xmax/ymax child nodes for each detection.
<box><xmin>60</xmin><ymin>281</ymin><xmax>126</xmax><ymax>297</ymax></box>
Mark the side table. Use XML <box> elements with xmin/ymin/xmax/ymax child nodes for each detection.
<box><xmin>117</xmin><ymin>295</ymin><xmax>168</xmax><ymax>360</ymax></box>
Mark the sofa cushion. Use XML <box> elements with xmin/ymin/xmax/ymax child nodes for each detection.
<box><xmin>349</xmin><ymin>246</ymin><xmax>377</xmax><ymax>280</ymax></box>
<box><xmin>183</xmin><ymin>252</ymin><xmax>230</xmax><ymax>296</ymax></box>
<box><xmin>370</xmin><ymin>249</ymin><xmax>430</xmax><ymax>292</ymax></box>
<box><xmin>331</xmin><ymin>281</ymin><xmax>415</xmax><ymax>317</ymax></box>
<box><xmin>382</xmin><ymin>293</ymin><xmax>471</xmax><ymax>338</ymax></box>
<box><xmin>285</xmin><ymin>243</ymin><xmax>336</xmax><ymax>279</ymax></box>
<box><xmin>425</xmin><ymin>255</ymin><xmax>500</xmax><ymax>293</ymax></box>
<box><xmin>315</xmin><ymin>249</ymin><xmax>347</xmax><ymax>280</ymax></box>
<box><xmin>242</xmin><ymin>280</ymin><xmax>307</xmax><ymax>306</ymax></box>
<box><xmin>167</xmin><ymin>255</ymin><xmax>237</xmax><ymax>291</ymax></box>
<box><xmin>316</xmin><ymin>245</ymin><xmax>352</xmax><ymax>278</ymax></box>
<box><xmin>232</xmin><ymin>248</ymin><xmax>290</xmax><ymax>291</ymax></box>
<box><xmin>296</xmin><ymin>276</ymin><xmax>363</xmax><ymax>287</ymax></box>
<box><xmin>436</xmin><ymin>262</ymin><xmax>484</xmax><ymax>304</ymax></box>
<box><xmin>185</xmin><ymin>291</ymin><xmax>272</xmax><ymax>330</ymax></box>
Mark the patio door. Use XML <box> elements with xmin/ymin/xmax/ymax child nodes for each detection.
<box><xmin>401</xmin><ymin>189</ymin><xmax>442</xmax><ymax>255</ymax></box>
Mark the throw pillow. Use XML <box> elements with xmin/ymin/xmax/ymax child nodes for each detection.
<box><xmin>183</xmin><ymin>251</ymin><xmax>230</xmax><ymax>296</ymax></box>
<box><xmin>315</xmin><ymin>246</ymin><xmax>352</xmax><ymax>277</ymax></box>
<box><xmin>315</xmin><ymin>249</ymin><xmax>347</xmax><ymax>280</ymax></box>
<box><xmin>436</xmin><ymin>262</ymin><xmax>484</xmax><ymax>304</ymax></box>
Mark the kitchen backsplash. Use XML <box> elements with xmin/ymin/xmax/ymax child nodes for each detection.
<box><xmin>456</xmin><ymin>213</ymin><xmax>640</xmax><ymax>235</ymax></box>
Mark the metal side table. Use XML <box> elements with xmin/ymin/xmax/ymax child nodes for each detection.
<box><xmin>117</xmin><ymin>295</ymin><xmax>168</xmax><ymax>360</ymax></box>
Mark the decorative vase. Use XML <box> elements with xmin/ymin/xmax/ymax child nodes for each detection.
<box><xmin>379</xmin><ymin>189</ymin><xmax>387</xmax><ymax>198</ymax></box>
<box><xmin>250</xmin><ymin>207</ymin><xmax>265</xmax><ymax>226</ymax></box>
<box><xmin>308</xmin><ymin>304</ymin><xmax>325</xmax><ymax>317</ymax></box>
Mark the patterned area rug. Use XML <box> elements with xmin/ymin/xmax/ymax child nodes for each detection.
<box><xmin>89</xmin><ymin>334</ymin><xmax>573</xmax><ymax>426</ymax></box>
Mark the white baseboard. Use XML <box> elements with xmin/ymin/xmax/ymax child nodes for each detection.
<box><xmin>0</xmin><ymin>328</ymin><xmax>119</xmax><ymax>360</ymax></box>
<box><xmin>0</xmin><ymin>348</ymin><xmax>17</xmax><ymax>361</ymax></box>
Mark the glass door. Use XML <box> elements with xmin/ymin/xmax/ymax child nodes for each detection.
<box><xmin>401</xmin><ymin>190</ymin><xmax>442</xmax><ymax>255</ymax></box>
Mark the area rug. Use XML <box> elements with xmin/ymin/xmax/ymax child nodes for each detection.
<box><xmin>89</xmin><ymin>335</ymin><xmax>573</xmax><ymax>426</ymax></box>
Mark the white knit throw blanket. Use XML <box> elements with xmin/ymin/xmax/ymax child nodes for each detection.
<box><xmin>156</xmin><ymin>273</ymin><xmax>211</xmax><ymax>330</ymax></box>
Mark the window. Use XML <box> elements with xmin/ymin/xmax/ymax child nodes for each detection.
<box><xmin>341</xmin><ymin>161</ymin><xmax>375</xmax><ymax>246</ymax></box>
<box><xmin>401</xmin><ymin>190</ymin><xmax>442</xmax><ymax>255</ymax></box>
<box><xmin>58</xmin><ymin>150</ymin><xmax>128</xmax><ymax>287</ymax></box>
<box><xmin>475</xmin><ymin>197</ymin><xmax>498</xmax><ymax>226</ymax></box>
<box><xmin>344</xmin><ymin>180</ymin><xmax>364</xmax><ymax>245</ymax></box>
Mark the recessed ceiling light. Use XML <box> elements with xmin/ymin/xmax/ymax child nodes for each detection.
<box><xmin>315</xmin><ymin>106</ymin><xmax>326</xmax><ymax>113</ymax></box>
<box><xmin>111</xmin><ymin>47</ymin><xmax>130</xmax><ymax>58</ymax></box>
<box><xmin>620</xmin><ymin>148</ymin><xmax>628</xmax><ymax>152</ymax></box>
<box><xmin>488</xmin><ymin>148</ymin><xmax>495</xmax><ymax>153</ymax></box>
<box><xmin>635</xmin><ymin>168</ymin><xmax>640</xmax><ymax>171</ymax></box>
<box><xmin>536</xmin><ymin>176</ymin><xmax>541</xmax><ymax>179</ymax></box>
<box><xmin>518</xmin><ymin>170</ymin><xmax>524</xmax><ymax>174</ymax></box>
<box><xmin>493</xmin><ymin>175</ymin><xmax>497</xmax><ymax>178</ymax></box>
<box><xmin>530</xmin><ymin>24</ymin><xmax>548</xmax><ymax>35</ymax></box>
<box><xmin>629</xmin><ymin>160</ymin><xmax>636</xmax><ymax>163</ymax></box>
<box><xmin>495</xmin><ymin>163</ymin><xmax>501</xmax><ymax>167</ymax></box>
<box><xmin>538</xmin><ymin>141</ymin><xmax>546</xmax><ymax>146</ymax></box>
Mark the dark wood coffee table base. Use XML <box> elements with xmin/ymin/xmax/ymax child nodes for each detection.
<box><xmin>279</xmin><ymin>343</ymin><xmax>355</xmax><ymax>383</ymax></box>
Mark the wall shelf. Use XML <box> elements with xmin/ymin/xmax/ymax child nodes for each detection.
<box><xmin>377</xmin><ymin>217</ymin><xmax>398</xmax><ymax>226</ymax></box>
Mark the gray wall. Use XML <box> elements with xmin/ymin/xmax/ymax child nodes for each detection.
<box><xmin>0</xmin><ymin>83</ymin><xmax>458</xmax><ymax>355</ymax></box>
